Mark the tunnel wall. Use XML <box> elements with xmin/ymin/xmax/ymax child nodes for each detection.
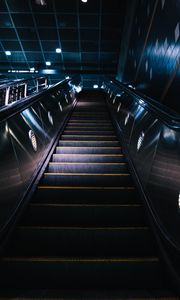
<box><xmin>117</xmin><ymin>0</ymin><xmax>180</xmax><ymax>113</ymax></box>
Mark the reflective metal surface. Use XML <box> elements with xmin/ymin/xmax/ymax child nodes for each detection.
<box><xmin>106</xmin><ymin>80</ymin><xmax>180</xmax><ymax>251</ymax></box>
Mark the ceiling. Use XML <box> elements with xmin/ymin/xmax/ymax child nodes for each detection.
<box><xmin>0</xmin><ymin>0</ymin><xmax>126</xmax><ymax>87</ymax></box>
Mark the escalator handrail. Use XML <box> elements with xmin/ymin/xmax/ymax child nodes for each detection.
<box><xmin>107</xmin><ymin>79</ymin><xmax>180</xmax><ymax>130</ymax></box>
<box><xmin>0</xmin><ymin>77</ymin><xmax>76</xmax><ymax>123</ymax></box>
<box><xmin>0</xmin><ymin>76</ymin><xmax>47</xmax><ymax>90</ymax></box>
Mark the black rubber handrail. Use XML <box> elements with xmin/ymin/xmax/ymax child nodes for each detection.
<box><xmin>0</xmin><ymin>79</ymin><xmax>23</xmax><ymax>87</ymax></box>
<box><xmin>107</xmin><ymin>78</ymin><xmax>180</xmax><ymax>130</ymax></box>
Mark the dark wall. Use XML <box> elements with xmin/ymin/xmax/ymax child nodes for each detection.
<box><xmin>117</xmin><ymin>0</ymin><xmax>180</xmax><ymax>113</ymax></box>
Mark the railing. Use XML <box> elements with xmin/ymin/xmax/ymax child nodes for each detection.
<box><xmin>0</xmin><ymin>77</ymin><xmax>48</xmax><ymax>109</ymax></box>
<box><xmin>105</xmin><ymin>79</ymin><xmax>180</xmax><ymax>285</ymax></box>
<box><xmin>0</xmin><ymin>75</ymin><xmax>82</xmax><ymax>239</ymax></box>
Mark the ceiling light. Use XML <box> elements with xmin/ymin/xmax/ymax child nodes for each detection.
<box><xmin>30</xmin><ymin>67</ymin><xmax>35</xmax><ymax>72</ymax></box>
<box><xmin>56</xmin><ymin>48</ymin><xmax>61</xmax><ymax>53</ymax></box>
<box><xmin>75</xmin><ymin>86</ymin><xmax>82</xmax><ymax>93</ymax></box>
<box><xmin>5</xmin><ymin>51</ymin><xmax>11</xmax><ymax>56</ymax></box>
<box><xmin>65</xmin><ymin>76</ymin><xmax>70</xmax><ymax>79</ymax></box>
<box><xmin>81</xmin><ymin>0</ymin><xmax>88</xmax><ymax>2</ymax></box>
<box><xmin>93</xmin><ymin>84</ymin><xmax>98</xmax><ymax>89</ymax></box>
<box><xmin>35</xmin><ymin>0</ymin><xmax>47</xmax><ymax>5</ymax></box>
<box><xmin>46</xmin><ymin>61</ymin><xmax>51</xmax><ymax>66</ymax></box>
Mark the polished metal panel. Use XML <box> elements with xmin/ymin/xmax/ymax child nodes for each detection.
<box><xmin>0</xmin><ymin>122</ymin><xmax>23</xmax><ymax>227</ymax></box>
<box><xmin>146</xmin><ymin>126</ymin><xmax>180</xmax><ymax>245</ymax></box>
<box><xmin>106</xmin><ymin>80</ymin><xmax>180</xmax><ymax>251</ymax></box>
<box><xmin>0</xmin><ymin>78</ymin><xmax>80</xmax><ymax>233</ymax></box>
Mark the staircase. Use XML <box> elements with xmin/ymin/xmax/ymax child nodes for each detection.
<box><xmin>0</xmin><ymin>91</ymin><xmax>177</xmax><ymax>297</ymax></box>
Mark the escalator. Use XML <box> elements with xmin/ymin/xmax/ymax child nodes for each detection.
<box><xmin>0</xmin><ymin>91</ymin><xmax>177</xmax><ymax>297</ymax></box>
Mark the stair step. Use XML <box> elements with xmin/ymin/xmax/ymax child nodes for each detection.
<box><xmin>66</xmin><ymin>126</ymin><xmax>113</xmax><ymax>130</ymax></box>
<box><xmin>69</xmin><ymin>117</ymin><xmax>111</xmax><ymax>120</ymax></box>
<box><xmin>0</xmin><ymin>92</ymin><xmax>175</xmax><ymax>296</ymax></box>
<box><xmin>0</xmin><ymin>256</ymin><xmax>165</xmax><ymax>289</ymax></box>
<box><xmin>55</xmin><ymin>146</ymin><xmax>122</xmax><ymax>154</ymax></box>
<box><xmin>48</xmin><ymin>162</ymin><xmax>128</xmax><ymax>173</ymax></box>
<box><xmin>52</xmin><ymin>153</ymin><xmax>125</xmax><ymax>163</ymax></box>
<box><xmin>5</xmin><ymin>226</ymin><xmax>156</xmax><ymax>257</ymax></box>
<box><xmin>32</xmin><ymin>187</ymin><xmax>139</xmax><ymax>204</ymax></box>
<box><xmin>41</xmin><ymin>172</ymin><xmax>132</xmax><ymax>187</ymax></box>
<box><xmin>20</xmin><ymin>203</ymin><xmax>146</xmax><ymax>227</ymax></box>
<box><xmin>61</xmin><ymin>135</ymin><xmax>118</xmax><ymax>141</ymax></box>
<box><xmin>63</xmin><ymin>131</ymin><xmax>114</xmax><ymax>135</ymax></box>
<box><xmin>58</xmin><ymin>140</ymin><xmax>120</xmax><ymax>146</ymax></box>
<box><xmin>68</xmin><ymin>120</ymin><xmax>112</xmax><ymax>124</ymax></box>
<box><xmin>71</xmin><ymin>113</ymin><xmax>109</xmax><ymax>116</ymax></box>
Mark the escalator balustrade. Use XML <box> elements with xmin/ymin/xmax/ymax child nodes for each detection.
<box><xmin>0</xmin><ymin>91</ymin><xmax>177</xmax><ymax>297</ymax></box>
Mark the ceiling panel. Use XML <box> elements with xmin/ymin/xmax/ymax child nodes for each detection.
<box><xmin>6</xmin><ymin>0</ymin><xmax>31</xmax><ymax>12</ymax></box>
<box><xmin>81</xmin><ymin>40</ymin><xmax>98</xmax><ymax>52</ymax></box>
<box><xmin>12</xmin><ymin>14</ymin><xmax>34</xmax><ymax>27</ymax></box>
<box><xmin>59</xmin><ymin>28</ymin><xmax>79</xmax><ymax>40</ymax></box>
<box><xmin>57</xmin><ymin>14</ymin><xmax>78</xmax><ymax>28</ymax></box>
<box><xmin>22</xmin><ymin>41</ymin><xmax>41</xmax><ymax>51</ymax></box>
<box><xmin>17</xmin><ymin>28</ymin><xmax>37</xmax><ymax>40</ymax></box>
<box><xmin>79</xmin><ymin>14</ymin><xmax>99</xmax><ymax>28</ymax></box>
<box><xmin>2</xmin><ymin>40</ymin><xmax>22</xmax><ymax>51</ymax></box>
<box><xmin>0</xmin><ymin>14</ymin><xmax>12</xmax><ymax>27</ymax></box>
<box><xmin>61</xmin><ymin>40</ymin><xmax>79</xmax><ymax>52</ymax></box>
<box><xmin>54</xmin><ymin>0</ymin><xmax>77</xmax><ymax>13</ymax></box>
<box><xmin>35</xmin><ymin>14</ymin><xmax>56</xmax><ymax>27</ymax></box>
<box><xmin>79</xmin><ymin>0</ymin><xmax>100</xmax><ymax>14</ymax></box>
<box><xmin>0</xmin><ymin>0</ymin><xmax>127</xmax><ymax>88</ymax></box>
<box><xmin>38</xmin><ymin>28</ymin><xmax>58</xmax><ymax>40</ymax></box>
<box><xmin>0</xmin><ymin>28</ymin><xmax>17</xmax><ymax>39</ymax></box>
<box><xmin>82</xmin><ymin>52</ymin><xmax>99</xmax><ymax>63</ymax></box>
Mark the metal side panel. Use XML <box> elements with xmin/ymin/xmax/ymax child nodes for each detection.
<box><xmin>0</xmin><ymin>80</ymin><xmax>79</xmax><ymax>234</ymax></box>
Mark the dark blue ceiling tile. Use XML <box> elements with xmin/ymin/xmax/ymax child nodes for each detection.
<box><xmin>38</xmin><ymin>28</ymin><xmax>58</xmax><ymax>40</ymax></box>
<box><xmin>54</xmin><ymin>0</ymin><xmax>77</xmax><ymax>13</ymax></box>
<box><xmin>59</xmin><ymin>29</ymin><xmax>78</xmax><ymax>40</ymax></box>
<box><xmin>22</xmin><ymin>41</ymin><xmax>41</xmax><ymax>51</ymax></box>
<box><xmin>61</xmin><ymin>41</ymin><xmax>79</xmax><ymax>52</ymax></box>
<box><xmin>79</xmin><ymin>0</ymin><xmax>100</xmax><ymax>14</ymax></box>
<box><xmin>2</xmin><ymin>40</ymin><xmax>21</xmax><ymax>51</ymax></box>
<box><xmin>0</xmin><ymin>14</ymin><xmax>12</xmax><ymax>27</ymax></box>
<box><xmin>6</xmin><ymin>0</ymin><xmax>31</xmax><ymax>12</ymax></box>
<box><xmin>79</xmin><ymin>14</ymin><xmax>99</xmax><ymax>28</ymax></box>
<box><xmin>17</xmin><ymin>28</ymin><xmax>37</xmax><ymax>40</ymax></box>
<box><xmin>57</xmin><ymin>14</ymin><xmax>77</xmax><ymax>28</ymax></box>
<box><xmin>12</xmin><ymin>13</ymin><xmax>34</xmax><ymax>27</ymax></box>
<box><xmin>0</xmin><ymin>28</ymin><xmax>17</xmax><ymax>39</ymax></box>
<box><xmin>35</xmin><ymin>14</ymin><xmax>56</xmax><ymax>27</ymax></box>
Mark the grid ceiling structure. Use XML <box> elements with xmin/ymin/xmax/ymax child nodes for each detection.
<box><xmin>0</xmin><ymin>0</ymin><xmax>126</xmax><ymax>87</ymax></box>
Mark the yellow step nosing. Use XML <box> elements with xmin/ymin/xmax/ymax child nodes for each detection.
<box><xmin>44</xmin><ymin>173</ymin><xmax>130</xmax><ymax>176</ymax></box>
<box><xmin>71</xmin><ymin>114</ymin><xmax>109</xmax><ymax>119</ymax></box>
<box><xmin>18</xmin><ymin>226</ymin><xmax>149</xmax><ymax>230</ymax></box>
<box><xmin>53</xmin><ymin>154</ymin><xmax>124</xmax><ymax>156</ymax></box>
<box><xmin>59</xmin><ymin>140</ymin><xmax>118</xmax><ymax>142</ymax></box>
<box><xmin>66</xmin><ymin>126</ymin><xmax>113</xmax><ymax>128</ymax></box>
<box><xmin>56</xmin><ymin>146</ymin><xmax>121</xmax><ymax>149</ymax></box>
<box><xmin>64</xmin><ymin>131</ymin><xmax>114</xmax><ymax>132</ymax></box>
<box><xmin>49</xmin><ymin>162</ymin><xmax>127</xmax><ymax>165</ymax></box>
<box><xmin>37</xmin><ymin>186</ymin><xmax>135</xmax><ymax>190</ymax></box>
<box><xmin>62</xmin><ymin>135</ymin><xmax>116</xmax><ymax>137</ymax></box>
<box><xmin>30</xmin><ymin>203</ymin><xmax>142</xmax><ymax>207</ymax></box>
<box><xmin>2</xmin><ymin>257</ymin><xmax>159</xmax><ymax>263</ymax></box>
<box><xmin>68</xmin><ymin>121</ymin><xmax>112</xmax><ymax>123</ymax></box>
